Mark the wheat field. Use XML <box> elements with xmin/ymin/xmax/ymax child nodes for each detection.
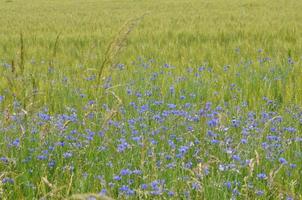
<box><xmin>0</xmin><ymin>0</ymin><xmax>301</xmax><ymax>199</ymax></box>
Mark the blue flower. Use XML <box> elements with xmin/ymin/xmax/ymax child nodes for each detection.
<box><xmin>232</xmin><ymin>155</ymin><xmax>241</xmax><ymax>161</ymax></box>
<box><xmin>257</xmin><ymin>173</ymin><xmax>267</xmax><ymax>180</ymax></box>
<box><xmin>224</xmin><ymin>181</ymin><xmax>232</xmax><ymax>190</ymax></box>
<box><xmin>0</xmin><ymin>157</ymin><xmax>8</xmax><ymax>163</ymax></box>
<box><xmin>113</xmin><ymin>175</ymin><xmax>121</xmax><ymax>181</ymax></box>
<box><xmin>2</xmin><ymin>177</ymin><xmax>14</xmax><ymax>184</ymax></box>
<box><xmin>120</xmin><ymin>169</ymin><xmax>132</xmax><ymax>176</ymax></box>
<box><xmin>48</xmin><ymin>160</ymin><xmax>56</xmax><ymax>168</ymax></box>
<box><xmin>141</xmin><ymin>184</ymin><xmax>148</xmax><ymax>190</ymax></box>
<box><xmin>167</xmin><ymin>104</ymin><xmax>176</xmax><ymax>109</ymax></box>
<box><xmin>255</xmin><ymin>190</ymin><xmax>264</xmax><ymax>196</ymax></box>
<box><xmin>140</xmin><ymin>104</ymin><xmax>149</xmax><ymax>113</ymax></box>
<box><xmin>38</xmin><ymin>112</ymin><xmax>51</xmax><ymax>121</ymax></box>
<box><xmin>207</xmin><ymin>118</ymin><xmax>219</xmax><ymax>127</ymax></box>
<box><xmin>169</xmin><ymin>86</ymin><xmax>175</xmax><ymax>94</ymax></box>
<box><xmin>119</xmin><ymin>185</ymin><xmax>135</xmax><ymax>195</ymax></box>
<box><xmin>279</xmin><ymin>157</ymin><xmax>287</xmax><ymax>164</ymax></box>
<box><xmin>37</xmin><ymin>155</ymin><xmax>47</xmax><ymax>160</ymax></box>
<box><xmin>168</xmin><ymin>191</ymin><xmax>175</xmax><ymax>196</ymax></box>
<box><xmin>99</xmin><ymin>189</ymin><xmax>107</xmax><ymax>196</ymax></box>
<box><xmin>12</xmin><ymin>138</ymin><xmax>20</xmax><ymax>147</ymax></box>
<box><xmin>192</xmin><ymin>182</ymin><xmax>200</xmax><ymax>190</ymax></box>
<box><xmin>211</xmin><ymin>139</ymin><xmax>219</xmax><ymax>144</ymax></box>
<box><xmin>63</xmin><ymin>152</ymin><xmax>73</xmax><ymax>159</ymax></box>
<box><xmin>178</xmin><ymin>145</ymin><xmax>189</xmax><ymax>154</ymax></box>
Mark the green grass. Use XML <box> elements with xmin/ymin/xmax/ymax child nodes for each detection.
<box><xmin>0</xmin><ymin>0</ymin><xmax>301</xmax><ymax>199</ymax></box>
<box><xmin>1</xmin><ymin>0</ymin><xmax>302</xmax><ymax>108</ymax></box>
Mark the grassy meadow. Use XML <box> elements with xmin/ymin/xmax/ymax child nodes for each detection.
<box><xmin>0</xmin><ymin>0</ymin><xmax>302</xmax><ymax>199</ymax></box>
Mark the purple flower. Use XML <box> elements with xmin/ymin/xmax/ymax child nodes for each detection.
<box><xmin>141</xmin><ymin>184</ymin><xmax>148</xmax><ymax>190</ymax></box>
<box><xmin>0</xmin><ymin>157</ymin><xmax>8</xmax><ymax>163</ymax></box>
<box><xmin>38</xmin><ymin>112</ymin><xmax>51</xmax><ymax>121</ymax></box>
<box><xmin>140</xmin><ymin>104</ymin><xmax>149</xmax><ymax>113</ymax></box>
<box><xmin>37</xmin><ymin>155</ymin><xmax>47</xmax><ymax>160</ymax></box>
<box><xmin>232</xmin><ymin>155</ymin><xmax>241</xmax><ymax>161</ymax></box>
<box><xmin>113</xmin><ymin>175</ymin><xmax>121</xmax><ymax>181</ymax></box>
<box><xmin>119</xmin><ymin>185</ymin><xmax>135</xmax><ymax>195</ymax></box>
<box><xmin>120</xmin><ymin>169</ymin><xmax>132</xmax><ymax>176</ymax></box>
<box><xmin>279</xmin><ymin>157</ymin><xmax>287</xmax><ymax>164</ymax></box>
<box><xmin>63</xmin><ymin>152</ymin><xmax>73</xmax><ymax>159</ymax></box>
<box><xmin>99</xmin><ymin>189</ymin><xmax>107</xmax><ymax>196</ymax></box>
<box><xmin>167</xmin><ymin>104</ymin><xmax>176</xmax><ymax>109</ymax></box>
<box><xmin>224</xmin><ymin>181</ymin><xmax>232</xmax><ymax>190</ymax></box>
<box><xmin>12</xmin><ymin>138</ymin><xmax>20</xmax><ymax>147</ymax></box>
<box><xmin>257</xmin><ymin>173</ymin><xmax>267</xmax><ymax>180</ymax></box>
<box><xmin>2</xmin><ymin>177</ymin><xmax>14</xmax><ymax>184</ymax></box>
<box><xmin>168</xmin><ymin>191</ymin><xmax>175</xmax><ymax>196</ymax></box>
<box><xmin>255</xmin><ymin>190</ymin><xmax>264</xmax><ymax>196</ymax></box>
<box><xmin>48</xmin><ymin>160</ymin><xmax>56</xmax><ymax>168</ymax></box>
<box><xmin>207</xmin><ymin>118</ymin><xmax>219</xmax><ymax>127</ymax></box>
<box><xmin>169</xmin><ymin>86</ymin><xmax>175</xmax><ymax>94</ymax></box>
<box><xmin>178</xmin><ymin>146</ymin><xmax>189</xmax><ymax>154</ymax></box>
<box><xmin>211</xmin><ymin>139</ymin><xmax>219</xmax><ymax>144</ymax></box>
<box><xmin>192</xmin><ymin>182</ymin><xmax>200</xmax><ymax>190</ymax></box>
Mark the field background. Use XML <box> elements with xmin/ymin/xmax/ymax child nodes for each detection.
<box><xmin>1</xmin><ymin>0</ymin><xmax>302</xmax><ymax>108</ymax></box>
<box><xmin>0</xmin><ymin>0</ymin><xmax>302</xmax><ymax>199</ymax></box>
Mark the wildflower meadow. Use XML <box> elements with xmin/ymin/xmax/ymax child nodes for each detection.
<box><xmin>0</xmin><ymin>0</ymin><xmax>301</xmax><ymax>199</ymax></box>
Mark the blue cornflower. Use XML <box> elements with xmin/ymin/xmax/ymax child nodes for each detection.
<box><xmin>185</xmin><ymin>162</ymin><xmax>193</xmax><ymax>169</ymax></box>
<box><xmin>48</xmin><ymin>160</ymin><xmax>56</xmax><ymax>168</ymax></box>
<box><xmin>120</xmin><ymin>169</ymin><xmax>132</xmax><ymax>176</ymax></box>
<box><xmin>37</xmin><ymin>155</ymin><xmax>47</xmax><ymax>160</ymax></box>
<box><xmin>141</xmin><ymin>184</ymin><xmax>148</xmax><ymax>190</ymax></box>
<box><xmin>207</xmin><ymin>118</ymin><xmax>219</xmax><ymax>127</ymax></box>
<box><xmin>167</xmin><ymin>104</ymin><xmax>176</xmax><ymax>109</ymax></box>
<box><xmin>241</xmin><ymin>138</ymin><xmax>248</xmax><ymax>144</ymax></box>
<box><xmin>151</xmin><ymin>180</ymin><xmax>160</xmax><ymax>191</ymax></box>
<box><xmin>192</xmin><ymin>182</ymin><xmax>200</xmax><ymax>190</ymax></box>
<box><xmin>117</xmin><ymin>138</ymin><xmax>129</xmax><ymax>152</ymax></box>
<box><xmin>257</xmin><ymin>173</ymin><xmax>267</xmax><ymax>180</ymax></box>
<box><xmin>12</xmin><ymin>138</ymin><xmax>20</xmax><ymax>147</ymax></box>
<box><xmin>168</xmin><ymin>191</ymin><xmax>175</xmax><ymax>196</ymax></box>
<box><xmin>140</xmin><ymin>104</ymin><xmax>149</xmax><ymax>113</ymax></box>
<box><xmin>180</xmin><ymin>95</ymin><xmax>186</xmax><ymax>100</ymax></box>
<box><xmin>232</xmin><ymin>155</ymin><xmax>241</xmax><ymax>161</ymax></box>
<box><xmin>279</xmin><ymin>157</ymin><xmax>287</xmax><ymax>164</ymax></box>
<box><xmin>113</xmin><ymin>175</ymin><xmax>121</xmax><ymax>181</ymax></box>
<box><xmin>169</xmin><ymin>86</ymin><xmax>175</xmax><ymax>94</ymax></box>
<box><xmin>38</xmin><ymin>112</ymin><xmax>51</xmax><ymax>121</ymax></box>
<box><xmin>178</xmin><ymin>145</ymin><xmax>189</xmax><ymax>154</ymax></box>
<box><xmin>231</xmin><ymin>119</ymin><xmax>240</xmax><ymax>127</ymax></box>
<box><xmin>211</xmin><ymin>139</ymin><xmax>219</xmax><ymax>144</ymax></box>
<box><xmin>232</xmin><ymin>188</ymin><xmax>240</xmax><ymax>196</ymax></box>
<box><xmin>119</xmin><ymin>185</ymin><xmax>135</xmax><ymax>195</ymax></box>
<box><xmin>286</xmin><ymin>196</ymin><xmax>294</xmax><ymax>200</ymax></box>
<box><xmin>224</xmin><ymin>181</ymin><xmax>232</xmax><ymax>190</ymax></box>
<box><xmin>2</xmin><ymin>177</ymin><xmax>14</xmax><ymax>184</ymax></box>
<box><xmin>63</xmin><ymin>152</ymin><xmax>73</xmax><ymax>158</ymax></box>
<box><xmin>0</xmin><ymin>157</ymin><xmax>8</xmax><ymax>163</ymax></box>
<box><xmin>99</xmin><ymin>189</ymin><xmax>107</xmax><ymax>196</ymax></box>
<box><xmin>255</xmin><ymin>190</ymin><xmax>264</xmax><ymax>196</ymax></box>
